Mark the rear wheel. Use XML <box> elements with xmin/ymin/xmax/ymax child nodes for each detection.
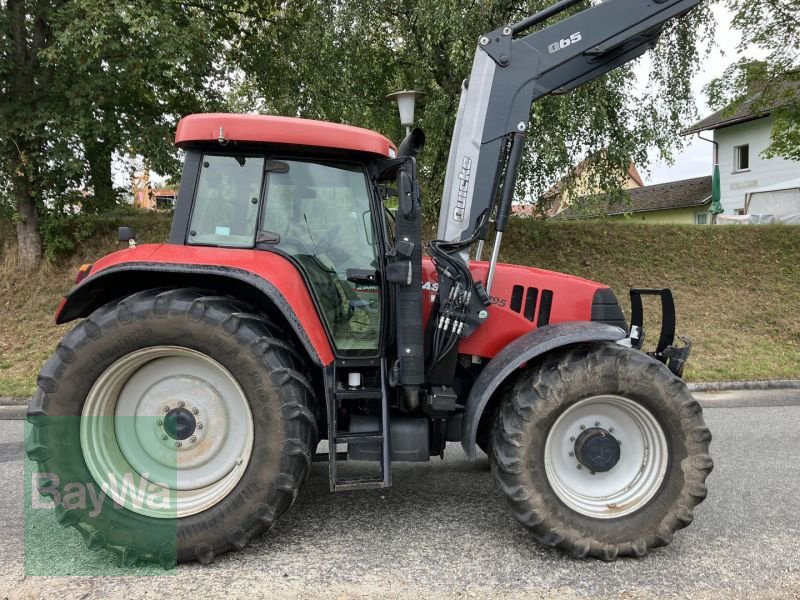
<box><xmin>27</xmin><ymin>289</ymin><xmax>318</xmax><ymax>566</ymax></box>
<box><xmin>490</xmin><ymin>343</ymin><xmax>713</xmax><ymax>560</ymax></box>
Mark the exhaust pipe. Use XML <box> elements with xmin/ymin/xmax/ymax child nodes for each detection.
<box><xmin>397</xmin><ymin>127</ymin><xmax>426</xmax><ymax>158</ymax></box>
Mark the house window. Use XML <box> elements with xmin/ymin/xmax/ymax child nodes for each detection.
<box><xmin>734</xmin><ymin>144</ymin><xmax>749</xmax><ymax>172</ymax></box>
<box><xmin>696</xmin><ymin>212</ymin><xmax>708</xmax><ymax>225</ymax></box>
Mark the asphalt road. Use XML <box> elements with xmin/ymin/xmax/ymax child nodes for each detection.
<box><xmin>1</xmin><ymin>405</ymin><xmax>799</xmax><ymax>599</ymax></box>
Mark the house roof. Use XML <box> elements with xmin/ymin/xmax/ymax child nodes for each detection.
<box><xmin>627</xmin><ymin>163</ymin><xmax>645</xmax><ymax>187</ymax></box>
<box><xmin>682</xmin><ymin>92</ymin><xmax>771</xmax><ymax>135</ymax></box>
<box><xmin>552</xmin><ymin>175</ymin><xmax>712</xmax><ymax>220</ymax></box>
<box><xmin>684</xmin><ymin>72</ymin><xmax>800</xmax><ymax>135</ymax></box>
<box><xmin>542</xmin><ymin>154</ymin><xmax>643</xmax><ymax>199</ymax></box>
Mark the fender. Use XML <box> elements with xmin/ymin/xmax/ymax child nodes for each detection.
<box><xmin>461</xmin><ymin>321</ymin><xmax>626</xmax><ymax>458</ymax></box>
<box><xmin>56</xmin><ymin>244</ymin><xmax>335</xmax><ymax>366</ymax></box>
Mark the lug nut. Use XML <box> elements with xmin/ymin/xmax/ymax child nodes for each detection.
<box><xmin>569</xmin><ymin>436</ymin><xmax>576</xmax><ymax>442</ymax></box>
<box><xmin>576</xmin><ymin>464</ymin><xmax>582</xmax><ymax>470</ymax></box>
<box><xmin>161</xmin><ymin>434</ymin><xmax>168</xmax><ymax>441</ymax></box>
<box><xmin>579</xmin><ymin>425</ymin><xmax>586</xmax><ymax>430</ymax></box>
<box><xmin>197</xmin><ymin>422</ymin><xmax>204</xmax><ymax>430</ymax></box>
<box><xmin>163</xmin><ymin>406</ymin><xmax>170</xmax><ymax>413</ymax></box>
<box><xmin>568</xmin><ymin>451</ymin><xmax>574</xmax><ymax>457</ymax></box>
<box><xmin>590</xmin><ymin>471</ymin><xmax>596</xmax><ymax>476</ymax></box>
<box><xmin>175</xmin><ymin>441</ymin><xmax>182</xmax><ymax>448</ymax></box>
<box><xmin>177</xmin><ymin>400</ymin><xmax>185</xmax><ymax>408</ymax></box>
<box><xmin>156</xmin><ymin>419</ymin><xmax>162</xmax><ymax>426</ymax></box>
<box><xmin>192</xmin><ymin>407</ymin><xmax>199</xmax><ymax>415</ymax></box>
<box><xmin>595</xmin><ymin>421</ymin><xmax>601</xmax><ymax>427</ymax></box>
<box><xmin>189</xmin><ymin>436</ymin><xmax>197</xmax><ymax>443</ymax></box>
<box><xmin>609</xmin><ymin>427</ymin><xmax>614</xmax><ymax>433</ymax></box>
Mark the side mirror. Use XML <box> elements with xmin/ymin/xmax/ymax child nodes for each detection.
<box><xmin>119</xmin><ymin>227</ymin><xmax>136</xmax><ymax>247</ymax></box>
<box><xmin>346</xmin><ymin>268</ymin><xmax>379</xmax><ymax>285</ymax></box>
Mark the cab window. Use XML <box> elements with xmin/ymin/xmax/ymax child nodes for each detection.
<box><xmin>188</xmin><ymin>154</ymin><xmax>264</xmax><ymax>247</ymax></box>
<box><xmin>262</xmin><ymin>160</ymin><xmax>381</xmax><ymax>353</ymax></box>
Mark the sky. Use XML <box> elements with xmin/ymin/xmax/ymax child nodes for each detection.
<box><xmin>638</xmin><ymin>2</ymin><xmax>765</xmax><ymax>184</ymax></box>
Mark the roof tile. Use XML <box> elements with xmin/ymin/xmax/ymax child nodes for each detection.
<box><xmin>552</xmin><ymin>175</ymin><xmax>712</xmax><ymax>219</ymax></box>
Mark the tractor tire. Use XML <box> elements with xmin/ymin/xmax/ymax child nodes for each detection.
<box><xmin>26</xmin><ymin>288</ymin><xmax>318</xmax><ymax>566</ymax></box>
<box><xmin>490</xmin><ymin>342</ymin><xmax>713</xmax><ymax>561</ymax></box>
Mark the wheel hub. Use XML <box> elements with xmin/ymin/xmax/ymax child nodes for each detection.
<box><xmin>574</xmin><ymin>427</ymin><xmax>620</xmax><ymax>472</ymax></box>
<box><xmin>80</xmin><ymin>346</ymin><xmax>254</xmax><ymax>518</ymax></box>
<box><xmin>544</xmin><ymin>395</ymin><xmax>669</xmax><ymax>519</ymax></box>
<box><xmin>163</xmin><ymin>407</ymin><xmax>197</xmax><ymax>441</ymax></box>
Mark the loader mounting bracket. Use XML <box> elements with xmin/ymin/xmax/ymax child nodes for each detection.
<box><xmin>628</xmin><ymin>288</ymin><xmax>691</xmax><ymax>377</ymax></box>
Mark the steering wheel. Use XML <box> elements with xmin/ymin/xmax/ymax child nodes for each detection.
<box><xmin>316</xmin><ymin>224</ymin><xmax>343</xmax><ymax>250</ymax></box>
<box><xmin>313</xmin><ymin>224</ymin><xmax>349</xmax><ymax>265</ymax></box>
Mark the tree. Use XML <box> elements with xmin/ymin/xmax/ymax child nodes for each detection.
<box><xmin>234</xmin><ymin>0</ymin><xmax>714</xmax><ymax>217</ymax></box>
<box><xmin>706</xmin><ymin>0</ymin><xmax>800</xmax><ymax>161</ymax></box>
<box><xmin>0</xmin><ymin>0</ymin><xmax>62</xmax><ymax>270</ymax></box>
<box><xmin>44</xmin><ymin>1</ymin><xmax>238</xmax><ymax>202</ymax></box>
<box><xmin>0</xmin><ymin>0</ymin><xmax>237</xmax><ymax>269</ymax></box>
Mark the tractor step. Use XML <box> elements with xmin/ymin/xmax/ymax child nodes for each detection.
<box><xmin>332</xmin><ymin>476</ymin><xmax>386</xmax><ymax>491</ymax></box>
<box><xmin>313</xmin><ymin>451</ymin><xmax>348</xmax><ymax>463</ymax></box>
<box><xmin>335</xmin><ymin>388</ymin><xmax>383</xmax><ymax>400</ymax></box>
<box><xmin>335</xmin><ymin>431</ymin><xmax>383</xmax><ymax>443</ymax></box>
<box><xmin>326</xmin><ymin>359</ymin><xmax>392</xmax><ymax>492</ymax></box>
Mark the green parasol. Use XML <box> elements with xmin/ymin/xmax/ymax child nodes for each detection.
<box><xmin>710</xmin><ymin>163</ymin><xmax>723</xmax><ymax>215</ymax></box>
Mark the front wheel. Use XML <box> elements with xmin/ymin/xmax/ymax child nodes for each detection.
<box><xmin>490</xmin><ymin>343</ymin><xmax>713</xmax><ymax>560</ymax></box>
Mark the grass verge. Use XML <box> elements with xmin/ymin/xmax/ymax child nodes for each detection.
<box><xmin>0</xmin><ymin>211</ymin><xmax>171</xmax><ymax>396</ymax></box>
<box><xmin>500</xmin><ymin>219</ymin><xmax>800</xmax><ymax>383</ymax></box>
<box><xmin>1</xmin><ymin>216</ymin><xmax>798</xmax><ymax>395</ymax></box>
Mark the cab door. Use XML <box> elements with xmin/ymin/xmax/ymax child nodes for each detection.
<box><xmin>260</xmin><ymin>159</ymin><xmax>383</xmax><ymax>356</ymax></box>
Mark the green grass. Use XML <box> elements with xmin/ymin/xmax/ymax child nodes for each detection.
<box><xmin>1</xmin><ymin>215</ymin><xmax>798</xmax><ymax>396</ymax></box>
<box><xmin>499</xmin><ymin>219</ymin><xmax>800</xmax><ymax>382</ymax></box>
<box><xmin>0</xmin><ymin>210</ymin><xmax>172</xmax><ymax>397</ymax></box>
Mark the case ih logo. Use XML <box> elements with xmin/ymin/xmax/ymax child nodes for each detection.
<box><xmin>354</xmin><ymin>284</ymin><xmax>379</xmax><ymax>293</ymax></box>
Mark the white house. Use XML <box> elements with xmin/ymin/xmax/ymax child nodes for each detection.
<box><xmin>684</xmin><ymin>97</ymin><xmax>800</xmax><ymax>217</ymax></box>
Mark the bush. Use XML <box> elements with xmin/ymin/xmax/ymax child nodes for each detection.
<box><xmin>38</xmin><ymin>206</ymin><xmax>172</xmax><ymax>262</ymax></box>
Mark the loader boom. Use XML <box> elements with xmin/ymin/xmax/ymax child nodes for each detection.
<box><xmin>437</xmin><ymin>0</ymin><xmax>702</xmax><ymax>261</ymax></box>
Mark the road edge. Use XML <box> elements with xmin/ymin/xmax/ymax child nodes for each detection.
<box><xmin>687</xmin><ymin>379</ymin><xmax>800</xmax><ymax>392</ymax></box>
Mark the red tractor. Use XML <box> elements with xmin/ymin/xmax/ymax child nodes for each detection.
<box><xmin>28</xmin><ymin>0</ymin><xmax>712</xmax><ymax>566</ymax></box>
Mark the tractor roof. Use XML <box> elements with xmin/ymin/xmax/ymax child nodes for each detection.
<box><xmin>175</xmin><ymin>113</ymin><xmax>396</xmax><ymax>157</ymax></box>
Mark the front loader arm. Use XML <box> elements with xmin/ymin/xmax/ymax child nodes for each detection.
<box><xmin>437</xmin><ymin>0</ymin><xmax>702</xmax><ymax>251</ymax></box>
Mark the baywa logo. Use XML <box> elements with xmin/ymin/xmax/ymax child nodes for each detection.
<box><xmin>24</xmin><ymin>417</ymin><xmax>178</xmax><ymax>575</ymax></box>
<box><xmin>31</xmin><ymin>471</ymin><xmax>174</xmax><ymax>517</ymax></box>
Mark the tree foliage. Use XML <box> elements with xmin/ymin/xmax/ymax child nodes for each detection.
<box><xmin>706</xmin><ymin>0</ymin><xmax>800</xmax><ymax>161</ymax></box>
<box><xmin>0</xmin><ymin>0</ymin><xmax>234</xmax><ymax>268</ymax></box>
<box><xmin>1</xmin><ymin>0</ymin><xmax>715</xmax><ymax>270</ymax></box>
<box><xmin>234</xmin><ymin>0</ymin><xmax>714</xmax><ymax>217</ymax></box>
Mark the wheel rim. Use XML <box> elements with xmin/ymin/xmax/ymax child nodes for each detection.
<box><xmin>544</xmin><ymin>395</ymin><xmax>669</xmax><ymax>519</ymax></box>
<box><xmin>80</xmin><ymin>346</ymin><xmax>254</xmax><ymax>519</ymax></box>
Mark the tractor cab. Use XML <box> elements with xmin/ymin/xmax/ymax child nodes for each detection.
<box><xmin>171</xmin><ymin>114</ymin><xmax>403</xmax><ymax>356</ymax></box>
